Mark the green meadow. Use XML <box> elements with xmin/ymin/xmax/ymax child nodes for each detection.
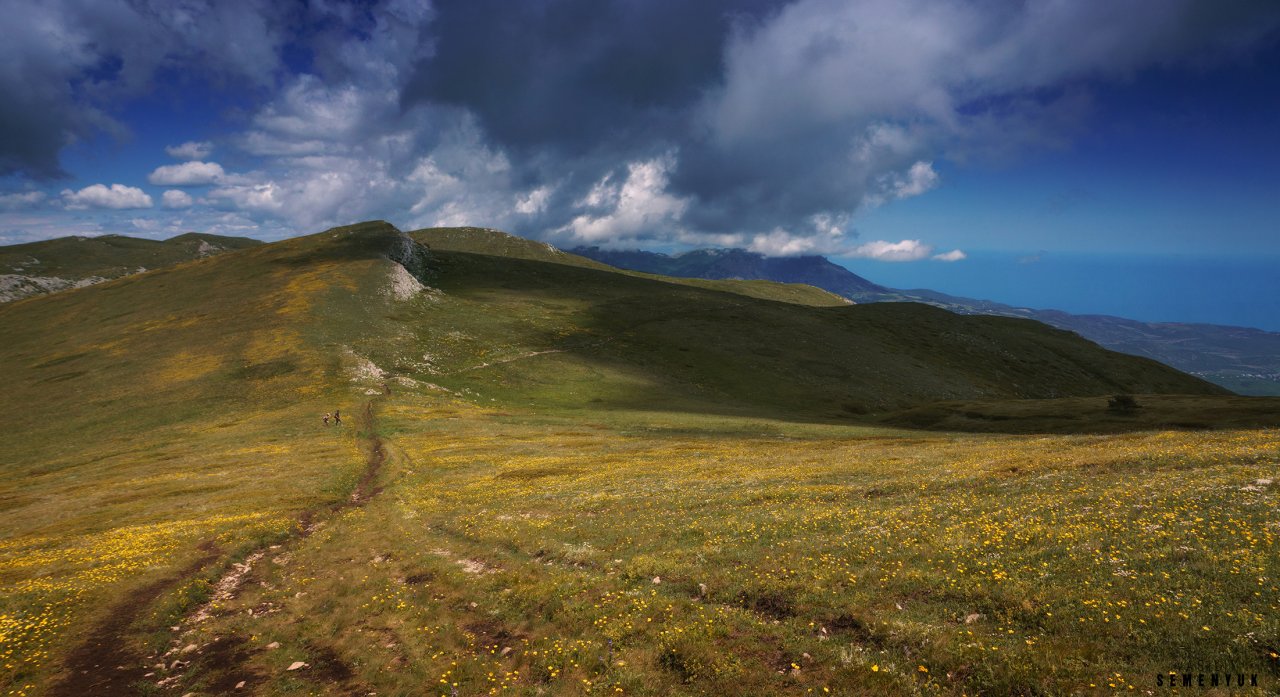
<box><xmin>1</xmin><ymin>222</ymin><xmax>1277</xmax><ymax>696</ymax></box>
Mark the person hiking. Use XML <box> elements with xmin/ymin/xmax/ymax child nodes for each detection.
<box><xmin>323</xmin><ymin>412</ymin><xmax>331</xmax><ymax>426</ymax></box>
<box><xmin>333</xmin><ymin>409</ymin><xmax>341</xmax><ymax>426</ymax></box>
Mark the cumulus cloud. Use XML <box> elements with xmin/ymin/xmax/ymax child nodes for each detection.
<box><xmin>557</xmin><ymin>155</ymin><xmax>691</xmax><ymax>244</ymax></box>
<box><xmin>0</xmin><ymin>191</ymin><xmax>47</xmax><ymax>210</ymax></box>
<box><xmin>166</xmin><ymin>141</ymin><xmax>214</xmax><ymax>161</ymax></box>
<box><xmin>8</xmin><ymin>0</ymin><xmax>1280</xmax><ymax>251</ymax></box>
<box><xmin>847</xmin><ymin>239</ymin><xmax>933</xmax><ymax>262</ymax></box>
<box><xmin>515</xmin><ymin>186</ymin><xmax>553</xmax><ymax>216</ymax></box>
<box><xmin>404</xmin><ymin>0</ymin><xmax>1280</xmax><ymax>252</ymax></box>
<box><xmin>148</xmin><ymin>161</ymin><xmax>226</xmax><ymax>186</ymax></box>
<box><xmin>747</xmin><ymin>230</ymin><xmax>833</xmax><ymax>257</ymax></box>
<box><xmin>161</xmin><ymin>190</ymin><xmax>194</xmax><ymax>209</ymax></box>
<box><xmin>61</xmin><ymin>184</ymin><xmax>153</xmax><ymax>210</ymax></box>
<box><xmin>887</xmin><ymin>162</ymin><xmax>940</xmax><ymax>201</ymax></box>
<box><xmin>932</xmin><ymin>249</ymin><xmax>967</xmax><ymax>262</ymax></box>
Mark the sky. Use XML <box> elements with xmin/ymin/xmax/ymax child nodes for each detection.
<box><xmin>1</xmin><ymin>0</ymin><xmax>1279</xmax><ymax>325</ymax></box>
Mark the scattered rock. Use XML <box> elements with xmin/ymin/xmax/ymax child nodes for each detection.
<box><xmin>188</xmin><ymin>551</ymin><xmax>266</xmax><ymax>625</ymax></box>
<box><xmin>500</xmin><ymin>647</ymin><xmax>513</xmax><ymax>656</ymax></box>
<box><xmin>965</xmin><ymin>613</ymin><xmax>983</xmax><ymax>624</ymax></box>
<box><xmin>266</xmin><ymin>641</ymin><xmax>280</xmax><ymax>650</ymax></box>
<box><xmin>181</xmin><ymin>644</ymin><xmax>198</xmax><ymax>654</ymax></box>
<box><xmin>652</xmin><ymin>576</ymin><xmax>661</xmax><ymax>584</ymax></box>
<box><xmin>457</xmin><ymin>558</ymin><xmax>490</xmax><ymax>575</ymax></box>
<box><xmin>287</xmin><ymin>661</ymin><xmax>308</xmax><ymax>671</ymax></box>
<box><xmin>235</xmin><ymin>680</ymin><xmax>246</xmax><ymax>689</ymax></box>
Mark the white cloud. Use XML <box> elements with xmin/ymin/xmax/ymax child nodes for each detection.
<box><xmin>165</xmin><ymin>140</ymin><xmax>214</xmax><ymax>160</ymax></box>
<box><xmin>747</xmin><ymin>229</ymin><xmax>827</xmax><ymax>256</ymax></box>
<box><xmin>575</xmin><ymin>175</ymin><xmax>619</xmax><ymax>209</ymax></box>
<box><xmin>864</xmin><ymin>161</ymin><xmax>941</xmax><ymax>208</ymax></box>
<box><xmin>148</xmin><ymin>161</ymin><xmax>226</xmax><ymax>186</ymax></box>
<box><xmin>61</xmin><ymin>184</ymin><xmax>153</xmax><ymax>210</ymax></box>
<box><xmin>891</xmin><ymin>161</ymin><xmax>939</xmax><ymax>200</ymax></box>
<box><xmin>559</xmin><ymin>155</ymin><xmax>690</xmax><ymax>243</ymax></box>
<box><xmin>161</xmin><ymin>190</ymin><xmax>194</xmax><ymax>209</ymax></box>
<box><xmin>209</xmin><ymin>181</ymin><xmax>286</xmax><ymax>215</ymax></box>
<box><xmin>932</xmin><ymin>249</ymin><xmax>967</xmax><ymax>262</ymax></box>
<box><xmin>515</xmin><ymin>186</ymin><xmax>553</xmax><ymax>215</ymax></box>
<box><xmin>0</xmin><ymin>191</ymin><xmax>47</xmax><ymax>210</ymax></box>
<box><xmin>848</xmin><ymin>239</ymin><xmax>933</xmax><ymax>262</ymax></box>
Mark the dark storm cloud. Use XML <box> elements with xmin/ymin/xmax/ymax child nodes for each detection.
<box><xmin>5</xmin><ymin>0</ymin><xmax>1280</xmax><ymax>251</ymax></box>
<box><xmin>0</xmin><ymin>0</ymin><xmax>295</xmax><ymax>179</ymax></box>
<box><xmin>394</xmin><ymin>0</ymin><xmax>1280</xmax><ymax>248</ymax></box>
<box><xmin>402</xmin><ymin>0</ymin><xmax>781</xmax><ymax>153</ymax></box>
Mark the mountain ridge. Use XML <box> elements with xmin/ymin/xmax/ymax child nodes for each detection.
<box><xmin>572</xmin><ymin>245</ymin><xmax>1280</xmax><ymax>395</ymax></box>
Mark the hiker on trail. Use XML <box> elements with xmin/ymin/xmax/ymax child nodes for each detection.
<box><xmin>334</xmin><ymin>409</ymin><xmax>341</xmax><ymax>425</ymax></box>
<box><xmin>323</xmin><ymin>413</ymin><xmax>331</xmax><ymax>426</ymax></box>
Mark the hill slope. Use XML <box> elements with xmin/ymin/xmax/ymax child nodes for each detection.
<box><xmin>391</xmin><ymin>227</ymin><xmax>1225</xmax><ymax>422</ymax></box>
<box><xmin>0</xmin><ymin>221</ymin><xmax>416</xmax><ymax>691</ymax></box>
<box><xmin>1</xmin><ymin>220</ymin><xmax>1273</xmax><ymax>696</ymax></box>
<box><xmin>573</xmin><ymin>245</ymin><xmax>1280</xmax><ymax>395</ymax></box>
<box><xmin>0</xmin><ymin>232</ymin><xmax>262</xmax><ymax>302</ymax></box>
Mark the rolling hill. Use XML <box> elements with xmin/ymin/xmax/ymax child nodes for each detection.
<box><xmin>0</xmin><ymin>232</ymin><xmax>262</xmax><ymax>303</ymax></box>
<box><xmin>573</xmin><ymin>245</ymin><xmax>1280</xmax><ymax>395</ymax></box>
<box><xmin>402</xmin><ymin>226</ymin><xmax>1224</xmax><ymax>419</ymax></box>
<box><xmin>3</xmin><ymin>221</ymin><xmax>1277</xmax><ymax>696</ymax></box>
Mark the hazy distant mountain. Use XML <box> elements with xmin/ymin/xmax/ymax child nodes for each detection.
<box><xmin>574</xmin><ymin>247</ymin><xmax>890</xmax><ymax>297</ymax></box>
<box><xmin>573</xmin><ymin>246</ymin><xmax>1280</xmax><ymax>396</ymax></box>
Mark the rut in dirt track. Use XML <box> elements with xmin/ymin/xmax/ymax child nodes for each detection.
<box><xmin>49</xmin><ymin>399</ymin><xmax>389</xmax><ymax>697</ymax></box>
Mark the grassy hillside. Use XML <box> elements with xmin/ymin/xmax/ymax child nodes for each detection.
<box><xmin>389</xmin><ymin>227</ymin><xmax>1226</xmax><ymax>423</ymax></box>
<box><xmin>0</xmin><ymin>232</ymin><xmax>261</xmax><ymax>302</ymax></box>
<box><xmin>2</xmin><ymin>221</ymin><xmax>1277</xmax><ymax>696</ymax></box>
<box><xmin>573</xmin><ymin>244</ymin><xmax>1280</xmax><ymax>396</ymax></box>
<box><xmin>0</xmin><ymin>222</ymin><xmax>407</xmax><ymax>693</ymax></box>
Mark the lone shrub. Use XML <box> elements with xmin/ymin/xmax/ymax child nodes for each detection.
<box><xmin>1107</xmin><ymin>394</ymin><xmax>1140</xmax><ymax>415</ymax></box>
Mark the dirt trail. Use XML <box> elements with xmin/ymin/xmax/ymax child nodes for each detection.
<box><xmin>50</xmin><ymin>399</ymin><xmax>389</xmax><ymax>697</ymax></box>
<box><xmin>47</xmin><ymin>541</ymin><xmax>221</xmax><ymax>697</ymax></box>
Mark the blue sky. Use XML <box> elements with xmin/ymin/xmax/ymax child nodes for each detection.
<box><xmin>1</xmin><ymin>1</ymin><xmax>1278</xmax><ymax>326</ymax></box>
